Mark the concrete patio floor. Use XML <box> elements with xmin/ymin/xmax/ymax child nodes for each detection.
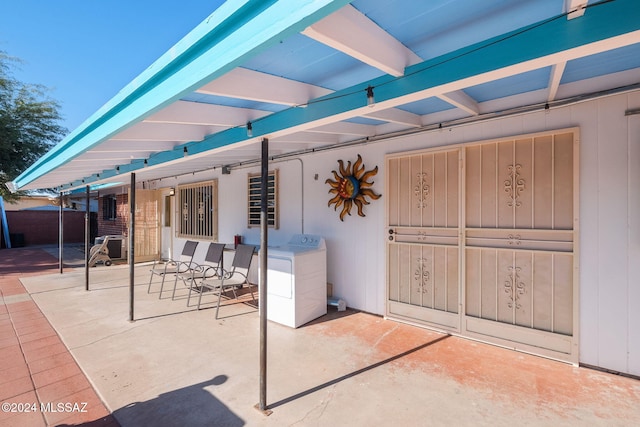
<box><xmin>2</xmin><ymin>246</ymin><xmax>640</xmax><ymax>426</ymax></box>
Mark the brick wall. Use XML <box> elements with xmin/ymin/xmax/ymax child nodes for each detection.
<box><xmin>4</xmin><ymin>210</ymin><xmax>86</xmax><ymax>246</ymax></box>
<box><xmin>97</xmin><ymin>193</ymin><xmax>129</xmax><ymax>237</ymax></box>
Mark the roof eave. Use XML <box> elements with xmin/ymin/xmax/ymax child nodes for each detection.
<box><xmin>11</xmin><ymin>0</ymin><xmax>353</xmax><ymax>191</ymax></box>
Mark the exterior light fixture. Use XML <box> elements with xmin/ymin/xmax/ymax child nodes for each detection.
<box><xmin>183</xmin><ymin>146</ymin><xmax>188</xmax><ymax>157</ymax></box>
<box><xmin>144</xmin><ymin>159</ymin><xmax>148</xmax><ymax>167</ymax></box>
<box><xmin>222</xmin><ymin>166</ymin><xmax>231</xmax><ymax>175</ymax></box>
<box><xmin>247</xmin><ymin>121</ymin><xmax>253</xmax><ymax>137</ymax></box>
<box><xmin>366</xmin><ymin>86</ymin><xmax>375</xmax><ymax>107</ymax></box>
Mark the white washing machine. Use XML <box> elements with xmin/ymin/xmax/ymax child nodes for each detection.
<box><xmin>265</xmin><ymin>234</ymin><xmax>327</xmax><ymax>328</ymax></box>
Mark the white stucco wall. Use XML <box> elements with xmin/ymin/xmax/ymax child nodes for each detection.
<box><xmin>169</xmin><ymin>90</ymin><xmax>640</xmax><ymax>376</ymax></box>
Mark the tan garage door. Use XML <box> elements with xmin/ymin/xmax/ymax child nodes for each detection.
<box><xmin>386</xmin><ymin>129</ymin><xmax>578</xmax><ymax>363</ymax></box>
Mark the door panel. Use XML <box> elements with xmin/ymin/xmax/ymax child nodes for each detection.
<box><xmin>388</xmin><ymin>242</ymin><xmax>459</xmax><ymax>312</ymax></box>
<box><xmin>161</xmin><ymin>194</ymin><xmax>173</xmax><ymax>259</ymax></box>
<box><xmin>553</xmin><ymin>133</ymin><xmax>574</xmax><ymax>229</ymax></box>
<box><xmin>387</xmin><ymin>129</ymin><xmax>578</xmax><ymax>363</ymax></box>
<box><xmin>465</xmin><ymin>247</ymin><xmax>573</xmax><ymax>332</ymax></box>
<box><xmin>463</xmin><ymin>133</ymin><xmax>576</xmax><ymax>358</ymax></box>
<box><xmin>132</xmin><ymin>189</ymin><xmax>160</xmax><ymax>263</ymax></box>
<box><xmin>387</xmin><ymin>149</ymin><xmax>460</xmax><ymax>331</ymax></box>
<box><xmin>533</xmin><ymin>135</ymin><xmax>554</xmax><ymax>228</ymax></box>
<box><xmin>465</xmin><ymin>317</ymin><xmax>573</xmax><ymax>354</ymax></box>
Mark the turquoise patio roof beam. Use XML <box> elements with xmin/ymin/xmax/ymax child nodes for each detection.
<box><xmin>30</xmin><ymin>0</ymin><xmax>640</xmax><ymax>191</ymax></box>
<box><xmin>206</xmin><ymin>0</ymin><xmax>640</xmax><ymax>147</ymax></box>
<box><xmin>118</xmin><ymin>0</ymin><xmax>640</xmax><ymax>170</ymax></box>
<box><xmin>12</xmin><ymin>0</ymin><xmax>353</xmax><ymax>190</ymax></box>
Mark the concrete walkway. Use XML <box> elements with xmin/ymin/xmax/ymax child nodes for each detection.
<box><xmin>0</xmin><ymin>247</ymin><xmax>118</xmax><ymax>426</ymax></box>
<box><xmin>1</xmin><ymin>246</ymin><xmax>640</xmax><ymax>426</ymax></box>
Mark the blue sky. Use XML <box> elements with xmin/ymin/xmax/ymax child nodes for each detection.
<box><xmin>0</xmin><ymin>0</ymin><xmax>225</xmax><ymax>133</ymax></box>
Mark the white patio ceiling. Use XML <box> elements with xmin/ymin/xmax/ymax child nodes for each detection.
<box><xmin>11</xmin><ymin>0</ymin><xmax>640</xmax><ymax>192</ymax></box>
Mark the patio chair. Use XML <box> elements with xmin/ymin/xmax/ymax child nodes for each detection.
<box><xmin>173</xmin><ymin>242</ymin><xmax>225</xmax><ymax>301</ymax></box>
<box><xmin>191</xmin><ymin>244</ymin><xmax>256</xmax><ymax>319</ymax></box>
<box><xmin>148</xmin><ymin>240</ymin><xmax>199</xmax><ymax>299</ymax></box>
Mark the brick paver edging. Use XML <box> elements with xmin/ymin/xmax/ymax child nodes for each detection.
<box><xmin>0</xmin><ymin>247</ymin><xmax>119</xmax><ymax>427</ymax></box>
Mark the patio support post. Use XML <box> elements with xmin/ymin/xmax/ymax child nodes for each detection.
<box><xmin>129</xmin><ymin>173</ymin><xmax>136</xmax><ymax>322</ymax></box>
<box><xmin>259</xmin><ymin>137</ymin><xmax>269</xmax><ymax>412</ymax></box>
<box><xmin>85</xmin><ymin>185</ymin><xmax>90</xmax><ymax>290</ymax></box>
<box><xmin>59</xmin><ymin>191</ymin><xmax>63</xmax><ymax>274</ymax></box>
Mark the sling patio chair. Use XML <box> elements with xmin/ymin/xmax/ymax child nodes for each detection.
<box><xmin>148</xmin><ymin>240</ymin><xmax>199</xmax><ymax>299</ymax></box>
<box><xmin>190</xmin><ymin>244</ymin><xmax>256</xmax><ymax>319</ymax></box>
<box><xmin>172</xmin><ymin>242</ymin><xmax>225</xmax><ymax>301</ymax></box>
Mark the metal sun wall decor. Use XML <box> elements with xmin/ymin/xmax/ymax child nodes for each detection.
<box><xmin>326</xmin><ymin>154</ymin><xmax>381</xmax><ymax>221</ymax></box>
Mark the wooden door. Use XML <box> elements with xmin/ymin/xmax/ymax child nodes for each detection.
<box><xmin>131</xmin><ymin>189</ymin><xmax>161</xmax><ymax>263</ymax></box>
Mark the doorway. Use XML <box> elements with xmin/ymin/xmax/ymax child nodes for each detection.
<box><xmin>386</xmin><ymin>129</ymin><xmax>579</xmax><ymax>363</ymax></box>
<box><xmin>131</xmin><ymin>189</ymin><xmax>161</xmax><ymax>263</ymax></box>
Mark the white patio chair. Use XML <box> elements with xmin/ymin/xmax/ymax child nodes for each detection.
<box><xmin>191</xmin><ymin>244</ymin><xmax>256</xmax><ymax>319</ymax></box>
<box><xmin>173</xmin><ymin>242</ymin><xmax>225</xmax><ymax>301</ymax></box>
<box><xmin>148</xmin><ymin>240</ymin><xmax>199</xmax><ymax>299</ymax></box>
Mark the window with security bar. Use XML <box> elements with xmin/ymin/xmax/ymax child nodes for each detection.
<box><xmin>102</xmin><ymin>195</ymin><xmax>117</xmax><ymax>220</ymax></box>
<box><xmin>248</xmin><ymin>170</ymin><xmax>279</xmax><ymax>229</ymax></box>
<box><xmin>176</xmin><ymin>180</ymin><xmax>218</xmax><ymax>240</ymax></box>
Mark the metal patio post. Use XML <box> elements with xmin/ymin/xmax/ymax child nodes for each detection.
<box><xmin>259</xmin><ymin>137</ymin><xmax>269</xmax><ymax>412</ymax></box>
<box><xmin>59</xmin><ymin>191</ymin><xmax>64</xmax><ymax>274</ymax></box>
<box><xmin>85</xmin><ymin>185</ymin><xmax>90</xmax><ymax>290</ymax></box>
<box><xmin>129</xmin><ymin>173</ymin><xmax>136</xmax><ymax>321</ymax></box>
